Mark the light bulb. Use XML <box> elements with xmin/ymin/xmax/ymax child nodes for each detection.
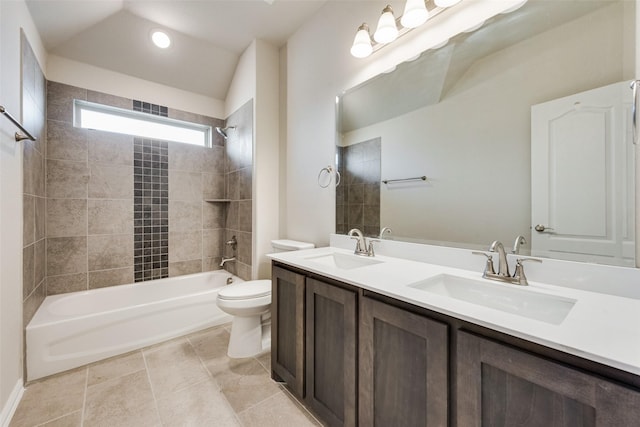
<box><xmin>435</xmin><ymin>0</ymin><xmax>461</xmax><ymax>7</ymax></box>
<box><xmin>350</xmin><ymin>24</ymin><xmax>373</xmax><ymax>58</ymax></box>
<box><xmin>151</xmin><ymin>30</ymin><xmax>171</xmax><ymax>49</ymax></box>
<box><xmin>373</xmin><ymin>5</ymin><xmax>398</xmax><ymax>44</ymax></box>
<box><xmin>401</xmin><ymin>0</ymin><xmax>429</xmax><ymax>29</ymax></box>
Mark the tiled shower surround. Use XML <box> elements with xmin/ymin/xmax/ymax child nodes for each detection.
<box><xmin>336</xmin><ymin>137</ymin><xmax>381</xmax><ymax>237</ymax></box>
<box><xmin>40</xmin><ymin>80</ymin><xmax>254</xmax><ymax>298</ymax></box>
<box><xmin>133</xmin><ymin>138</ymin><xmax>169</xmax><ymax>281</ymax></box>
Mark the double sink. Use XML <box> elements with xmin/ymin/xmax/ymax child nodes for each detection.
<box><xmin>303</xmin><ymin>251</ymin><xmax>576</xmax><ymax>325</ymax></box>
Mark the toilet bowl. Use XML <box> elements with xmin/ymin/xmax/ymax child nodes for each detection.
<box><xmin>217</xmin><ymin>239</ymin><xmax>315</xmax><ymax>358</ymax></box>
<box><xmin>216</xmin><ymin>280</ymin><xmax>272</xmax><ymax>358</ymax></box>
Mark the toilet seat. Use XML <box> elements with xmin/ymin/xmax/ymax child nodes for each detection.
<box><xmin>218</xmin><ymin>280</ymin><xmax>271</xmax><ymax>300</ymax></box>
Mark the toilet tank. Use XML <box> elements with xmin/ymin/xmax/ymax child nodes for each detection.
<box><xmin>271</xmin><ymin>239</ymin><xmax>315</xmax><ymax>253</ymax></box>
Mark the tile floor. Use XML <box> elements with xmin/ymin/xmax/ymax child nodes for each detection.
<box><xmin>10</xmin><ymin>325</ymin><xmax>324</xmax><ymax>427</ymax></box>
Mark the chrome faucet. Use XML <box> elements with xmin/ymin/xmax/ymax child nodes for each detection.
<box><xmin>489</xmin><ymin>240</ymin><xmax>510</xmax><ymax>277</ymax></box>
<box><xmin>512</xmin><ymin>235</ymin><xmax>527</xmax><ymax>254</ymax></box>
<box><xmin>348</xmin><ymin>228</ymin><xmax>377</xmax><ymax>257</ymax></box>
<box><xmin>472</xmin><ymin>240</ymin><xmax>542</xmax><ymax>286</ymax></box>
<box><xmin>220</xmin><ymin>257</ymin><xmax>236</xmax><ymax>267</ymax></box>
<box><xmin>379</xmin><ymin>227</ymin><xmax>393</xmax><ymax>239</ymax></box>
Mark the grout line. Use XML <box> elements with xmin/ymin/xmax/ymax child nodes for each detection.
<box><xmin>141</xmin><ymin>349</ymin><xmax>163</xmax><ymax>425</ymax></box>
<box><xmin>80</xmin><ymin>368</ymin><xmax>89</xmax><ymax>427</ymax></box>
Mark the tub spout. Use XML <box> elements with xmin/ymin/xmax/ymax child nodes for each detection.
<box><xmin>220</xmin><ymin>257</ymin><xmax>236</xmax><ymax>267</ymax></box>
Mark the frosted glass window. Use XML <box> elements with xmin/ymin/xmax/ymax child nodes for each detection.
<box><xmin>74</xmin><ymin>100</ymin><xmax>211</xmax><ymax>147</ymax></box>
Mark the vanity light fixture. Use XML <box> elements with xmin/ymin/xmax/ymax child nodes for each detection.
<box><xmin>151</xmin><ymin>30</ymin><xmax>171</xmax><ymax>49</ymax></box>
<box><xmin>350</xmin><ymin>0</ymin><xmax>462</xmax><ymax>58</ymax></box>
<box><xmin>374</xmin><ymin>5</ymin><xmax>399</xmax><ymax>43</ymax></box>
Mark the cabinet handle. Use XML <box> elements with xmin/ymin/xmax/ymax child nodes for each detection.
<box><xmin>631</xmin><ymin>80</ymin><xmax>639</xmax><ymax>145</ymax></box>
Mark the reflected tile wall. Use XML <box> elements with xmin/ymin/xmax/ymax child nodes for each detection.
<box><xmin>336</xmin><ymin>137</ymin><xmax>381</xmax><ymax>237</ymax></box>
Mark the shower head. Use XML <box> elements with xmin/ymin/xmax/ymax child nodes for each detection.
<box><xmin>215</xmin><ymin>126</ymin><xmax>236</xmax><ymax>139</ymax></box>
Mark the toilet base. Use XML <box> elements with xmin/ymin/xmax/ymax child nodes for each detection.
<box><xmin>228</xmin><ymin>314</ymin><xmax>271</xmax><ymax>358</ymax></box>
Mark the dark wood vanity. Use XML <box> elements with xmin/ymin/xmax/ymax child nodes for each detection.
<box><xmin>271</xmin><ymin>262</ymin><xmax>640</xmax><ymax>427</ymax></box>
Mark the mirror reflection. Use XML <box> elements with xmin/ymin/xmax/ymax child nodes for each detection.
<box><xmin>336</xmin><ymin>0</ymin><xmax>636</xmax><ymax>267</ymax></box>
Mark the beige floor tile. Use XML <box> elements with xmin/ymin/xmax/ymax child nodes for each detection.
<box><xmin>238</xmin><ymin>391</ymin><xmax>323</xmax><ymax>427</ymax></box>
<box><xmin>83</xmin><ymin>370</ymin><xmax>160</xmax><ymax>427</ymax></box>
<box><xmin>156</xmin><ymin>378</ymin><xmax>239</xmax><ymax>427</ymax></box>
<box><xmin>255</xmin><ymin>350</ymin><xmax>271</xmax><ymax>373</ymax></box>
<box><xmin>143</xmin><ymin>337</ymin><xmax>210</xmax><ymax>399</ymax></box>
<box><xmin>211</xmin><ymin>357</ymin><xmax>281</xmax><ymax>413</ymax></box>
<box><xmin>10</xmin><ymin>369</ymin><xmax>86</xmax><ymax>427</ymax></box>
<box><xmin>87</xmin><ymin>351</ymin><xmax>145</xmax><ymax>386</ymax></box>
<box><xmin>39</xmin><ymin>411</ymin><xmax>82</xmax><ymax>427</ymax></box>
<box><xmin>187</xmin><ymin>325</ymin><xmax>231</xmax><ymax>372</ymax></box>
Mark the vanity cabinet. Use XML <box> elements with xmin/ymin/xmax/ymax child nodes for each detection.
<box><xmin>359</xmin><ymin>296</ymin><xmax>448</xmax><ymax>426</ymax></box>
<box><xmin>305</xmin><ymin>277</ymin><xmax>357</xmax><ymax>426</ymax></box>
<box><xmin>271</xmin><ymin>265</ymin><xmax>305</xmax><ymax>397</ymax></box>
<box><xmin>457</xmin><ymin>331</ymin><xmax>640</xmax><ymax>427</ymax></box>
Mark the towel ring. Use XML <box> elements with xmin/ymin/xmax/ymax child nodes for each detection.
<box><xmin>318</xmin><ymin>165</ymin><xmax>341</xmax><ymax>188</ymax></box>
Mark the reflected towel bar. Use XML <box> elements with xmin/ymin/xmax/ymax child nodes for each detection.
<box><xmin>0</xmin><ymin>105</ymin><xmax>36</xmax><ymax>142</ymax></box>
<box><xmin>382</xmin><ymin>176</ymin><xmax>427</xmax><ymax>184</ymax></box>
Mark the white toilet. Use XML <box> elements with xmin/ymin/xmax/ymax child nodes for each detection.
<box><xmin>216</xmin><ymin>239</ymin><xmax>314</xmax><ymax>358</ymax></box>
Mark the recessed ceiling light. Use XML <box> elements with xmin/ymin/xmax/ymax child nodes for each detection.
<box><xmin>151</xmin><ymin>30</ymin><xmax>171</xmax><ymax>49</ymax></box>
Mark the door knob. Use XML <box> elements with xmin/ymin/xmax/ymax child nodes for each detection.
<box><xmin>534</xmin><ymin>224</ymin><xmax>554</xmax><ymax>233</ymax></box>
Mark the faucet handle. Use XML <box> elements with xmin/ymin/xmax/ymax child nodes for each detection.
<box><xmin>367</xmin><ymin>238</ymin><xmax>380</xmax><ymax>256</ymax></box>
<box><xmin>472</xmin><ymin>251</ymin><xmax>496</xmax><ymax>276</ymax></box>
<box><xmin>513</xmin><ymin>257</ymin><xmax>542</xmax><ymax>286</ymax></box>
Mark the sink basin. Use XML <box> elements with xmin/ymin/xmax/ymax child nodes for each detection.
<box><xmin>408</xmin><ymin>274</ymin><xmax>576</xmax><ymax>325</ymax></box>
<box><xmin>304</xmin><ymin>252</ymin><xmax>383</xmax><ymax>270</ymax></box>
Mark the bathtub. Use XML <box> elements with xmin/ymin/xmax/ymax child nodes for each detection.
<box><xmin>26</xmin><ymin>270</ymin><xmax>240</xmax><ymax>381</ymax></box>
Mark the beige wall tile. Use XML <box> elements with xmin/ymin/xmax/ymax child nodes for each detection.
<box><xmin>88</xmin><ymin>164</ymin><xmax>133</xmax><ymax>199</ymax></box>
<box><xmin>24</xmin><ymin>194</ymin><xmax>35</xmax><ymax>246</ymax></box>
<box><xmin>47</xmin><ymin>160</ymin><xmax>89</xmax><ymax>199</ymax></box>
<box><xmin>47</xmin><ymin>273</ymin><xmax>87</xmax><ymax>295</ymax></box>
<box><xmin>47</xmin><ymin>120</ymin><xmax>87</xmax><ymax>162</ymax></box>
<box><xmin>88</xmin><ymin>200</ymin><xmax>133</xmax><ymax>235</ymax></box>
<box><xmin>239</xmin><ymin>167</ymin><xmax>252</xmax><ymax>200</ymax></box>
<box><xmin>48</xmin><ymin>81</ymin><xmax>87</xmax><ymax>106</ymax></box>
<box><xmin>87</xmin><ymin>130</ymin><xmax>133</xmax><ymax>166</ymax></box>
<box><xmin>35</xmin><ymin>238</ymin><xmax>46</xmax><ymax>288</ymax></box>
<box><xmin>23</xmin><ymin>280</ymin><xmax>46</xmax><ymax>327</ymax></box>
<box><xmin>238</xmin><ymin>200</ymin><xmax>252</xmax><ymax>233</ymax></box>
<box><xmin>204</xmin><ymin>146</ymin><xmax>225</xmax><ymax>171</ymax></box>
<box><xmin>88</xmin><ymin>267</ymin><xmax>133</xmax><ymax>289</ymax></box>
<box><xmin>169</xmin><ymin>171</ymin><xmax>202</xmax><ymax>201</ymax></box>
<box><xmin>10</xmin><ymin>366</ymin><xmax>86</xmax><ymax>427</ymax></box>
<box><xmin>169</xmin><ymin>201</ymin><xmax>202</xmax><ymax>232</ymax></box>
<box><xmin>87</xmin><ymin>90</ymin><xmax>132</xmax><ymax>110</ymax></box>
<box><xmin>169</xmin><ymin>260</ymin><xmax>202</xmax><ymax>277</ymax></box>
<box><xmin>35</xmin><ymin>196</ymin><xmax>46</xmax><ymax>241</ymax></box>
<box><xmin>226</xmin><ymin>170</ymin><xmax>239</xmax><ymax>200</ymax></box>
<box><xmin>202</xmin><ymin>173</ymin><xmax>225</xmax><ymax>200</ymax></box>
<box><xmin>47</xmin><ymin>199</ymin><xmax>87</xmax><ymax>238</ymax></box>
<box><xmin>84</xmin><ymin>370</ymin><xmax>159</xmax><ymax>427</ymax></box>
<box><xmin>203</xmin><ymin>202</ymin><xmax>225</xmax><ymax>229</ymax></box>
<box><xmin>88</xmin><ymin>234</ymin><xmax>133</xmax><ymax>271</ymax></box>
<box><xmin>168</xmin><ymin>142</ymin><xmax>206</xmax><ymax>172</ymax></box>
<box><xmin>168</xmin><ymin>231</ymin><xmax>202</xmax><ymax>262</ymax></box>
<box><xmin>236</xmin><ymin>262</ymin><xmax>252</xmax><ymax>281</ymax></box>
<box><xmin>226</xmin><ymin>201</ymin><xmax>238</xmax><ymax>230</ymax></box>
<box><xmin>47</xmin><ymin>237</ymin><xmax>87</xmax><ymax>276</ymax></box>
<box><xmin>237</xmin><ymin>232</ymin><xmax>252</xmax><ymax>265</ymax></box>
<box><xmin>23</xmin><ymin>244</ymin><xmax>35</xmax><ymax>300</ymax></box>
<box><xmin>203</xmin><ymin>228</ymin><xmax>222</xmax><ymax>258</ymax></box>
<box><xmin>202</xmin><ymin>257</ymin><xmax>222</xmax><ymax>272</ymax></box>
<box><xmin>47</xmin><ymin>102</ymin><xmax>72</xmax><ymax>123</ymax></box>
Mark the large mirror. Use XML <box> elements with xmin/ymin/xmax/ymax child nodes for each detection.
<box><xmin>336</xmin><ymin>0</ymin><xmax>636</xmax><ymax>267</ymax></box>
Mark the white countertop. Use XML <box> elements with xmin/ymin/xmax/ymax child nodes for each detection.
<box><xmin>268</xmin><ymin>246</ymin><xmax>640</xmax><ymax>376</ymax></box>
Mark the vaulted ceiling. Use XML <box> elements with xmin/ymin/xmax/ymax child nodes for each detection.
<box><xmin>25</xmin><ymin>0</ymin><xmax>327</xmax><ymax>100</ymax></box>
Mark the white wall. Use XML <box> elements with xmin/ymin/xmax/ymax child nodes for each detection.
<box><xmin>0</xmin><ymin>0</ymin><xmax>45</xmax><ymax>422</ymax></box>
<box><xmin>47</xmin><ymin>54</ymin><xmax>225</xmax><ymax>118</ymax></box>
<box><xmin>342</xmin><ymin>3</ymin><xmax>630</xmax><ymax>248</ymax></box>
<box><xmin>283</xmin><ymin>0</ymin><xmax>525</xmax><ymax>247</ymax></box>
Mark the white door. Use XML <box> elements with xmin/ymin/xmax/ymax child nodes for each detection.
<box><xmin>531</xmin><ymin>81</ymin><xmax>634</xmax><ymax>265</ymax></box>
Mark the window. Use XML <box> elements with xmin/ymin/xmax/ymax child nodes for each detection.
<box><xmin>74</xmin><ymin>100</ymin><xmax>212</xmax><ymax>147</ymax></box>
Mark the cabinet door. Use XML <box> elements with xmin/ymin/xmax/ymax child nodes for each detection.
<box><xmin>359</xmin><ymin>297</ymin><xmax>448</xmax><ymax>427</ymax></box>
<box><xmin>271</xmin><ymin>265</ymin><xmax>305</xmax><ymax>397</ymax></box>
<box><xmin>457</xmin><ymin>331</ymin><xmax>640</xmax><ymax>427</ymax></box>
<box><xmin>305</xmin><ymin>278</ymin><xmax>357</xmax><ymax>427</ymax></box>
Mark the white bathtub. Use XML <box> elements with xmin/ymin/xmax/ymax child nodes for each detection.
<box><xmin>26</xmin><ymin>270</ymin><xmax>240</xmax><ymax>381</ymax></box>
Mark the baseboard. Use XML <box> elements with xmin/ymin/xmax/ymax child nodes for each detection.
<box><xmin>0</xmin><ymin>379</ymin><xmax>24</xmax><ymax>427</ymax></box>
